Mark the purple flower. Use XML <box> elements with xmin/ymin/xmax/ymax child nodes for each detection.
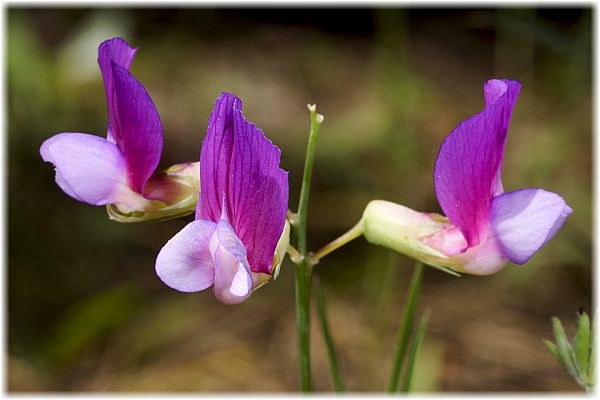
<box><xmin>362</xmin><ymin>79</ymin><xmax>572</xmax><ymax>275</ymax></box>
<box><xmin>155</xmin><ymin>93</ymin><xmax>289</xmax><ymax>304</ymax></box>
<box><xmin>40</xmin><ymin>37</ymin><xmax>198</xmax><ymax>221</ymax></box>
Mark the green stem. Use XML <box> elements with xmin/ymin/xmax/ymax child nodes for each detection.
<box><xmin>292</xmin><ymin>104</ymin><xmax>323</xmax><ymax>392</ymax></box>
<box><xmin>314</xmin><ymin>277</ymin><xmax>346</xmax><ymax>392</ymax></box>
<box><xmin>387</xmin><ymin>262</ymin><xmax>424</xmax><ymax>393</ymax></box>
<box><xmin>295</xmin><ymin>258</ymin><xmax>312</xmax><ymax>392</ymax></box>
<box><xmin>295</xmin><ymin>105</ymin><xmax>322</xmax><ymax>255</ymax></box>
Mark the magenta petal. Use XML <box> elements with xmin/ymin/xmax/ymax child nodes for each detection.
<box><xmin>197</xmin><ymin>93</ymin><xmax>288</xmax><ymax>274</ymax></box>
<box><xmin>98</xmin><ymin>37</ymin><xmax>138</xmax><ymax>143</ymax></box>
<box><xmin>155</xmin><ymin>220</ymin><xmax>217</xmax><ymax>292</ymax></box>
<box><xmin>229</xmin><ymin>103</ymin><xmax>289</xmax><ymax>274</ymax></box>
<box><xmin>434</xmin><ymin>79</ymin><xmax>521</xmax><ymax>248</ymax></box>
<box><xmin>484</xmin><ymin>79</ymin><xmax>522</xmax><ymax>196</ymax></box>
<box><xmin>197</xmin><ymin>93</ymin><xmax>238</xmax><ymax>222</ymax></box>
<box><xmin>110</xmin><ymin>63</ymin><xmax>163</xmax><ymax>193</ymax></box>
<box><xmin>490</xmin><ymin>188</ymin><xmax>572</xmax><ymax>264</ymax></box>
<box><xmin>211</xmin><ymin>219</ymin><xmax>253</xmax><ymax>305</ymax></box>
<box><xmin>40</xmin><ymin>133</ymin><xmax>128</xmax><ymax>205</ymax></box>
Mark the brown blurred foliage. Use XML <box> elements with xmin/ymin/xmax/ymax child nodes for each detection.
<box><xmin>8</xmin><ymin>7</ymin><xmax>591</xmax><ymax>392</ymax></box>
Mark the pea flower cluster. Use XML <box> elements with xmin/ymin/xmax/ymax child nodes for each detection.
<box><xmin>41</xmin><ymin>38</ymin><xmax>572</xmax><ymax>305</ymax></box>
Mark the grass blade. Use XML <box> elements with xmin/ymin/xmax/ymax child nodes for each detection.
<box><xmin>401</xmin><ymin>312</ymin><xmax>430</xmax><ymax>393</ymax></box>
<box><xmin>314</xmin><ymin>277</ymin><xmax>346</xmax><ymax>392</ymax></box>
<box><xmin>387</xmin><ymin>262</ymin><xmax>424</xmax><ymax>392</ymax></box>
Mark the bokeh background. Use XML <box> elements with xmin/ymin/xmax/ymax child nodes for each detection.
<box><xmin>8</xmin><ymin>7</ymin><xmax>592</xmax><ymax>392</ymax></box>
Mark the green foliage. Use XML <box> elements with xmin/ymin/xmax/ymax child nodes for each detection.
<box><xmin>545</xmin><ymin>312</ymin><xmax>594</xmax><ymax>392</ymax></box>
<box><xmin>42</xmin><ymin>283</ymin><xmax>141</xmax><ymax>367</ymax></box>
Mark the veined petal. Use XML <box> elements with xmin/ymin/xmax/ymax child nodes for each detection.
<box><xmin>433</xmin><ymin>79</ymin><xmax>521</xmax><ymax>248</ymax></box>
<box><xmin>98</xmin><ymin>37</ymin><xmax>138</xmax><ymax>143</ymax></box>
<box><xmin>40</xmin><ymin>132</ymin><xmax>129</xmax><ymax>205</ymax></box>
<box><xmin>228</xmin><ymin>102</ymin><xmax>289</xmax><ymax>274</ymax></box>
<box><xmin>197</xmin><ymin>93</ymin><xmax>237</xmax><ymax>222</ymax></box>
<box><xmin>197</xmin><ymin>93</ymin><xmax>289</xmax><ymax>275</ymax></box>
<box><xmin>155</xmin><ymin>220</ymin><xmax>217</xmax><ymax>292</ymax></box>
<box><xmin>211</xmin><ymin>219</ymin><xmax>253</xmax><ymax>305</ymax></box>
<box><xmin>490</xmin><ymin>188</ymin><xmax>572</xmax><ymax>264</ymax></box>
<box><xmin>111</xmin><ymin>62</ymin><xmax>163</xmax><ymax>193</ymax></box>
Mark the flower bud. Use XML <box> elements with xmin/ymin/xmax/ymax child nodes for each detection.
<box><xmin>362</xmin><ymin>200</ymin><xmax>451</xmax><ymax>264</ymax></box>
<box><xmin>361</xmin><ymin>200</ymin><xmax>509</xmax><ymax>275</ymax></box>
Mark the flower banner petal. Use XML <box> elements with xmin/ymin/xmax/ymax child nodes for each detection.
<box><xmin>155</xmin><ymin>220</ymin><xmax>217</xmax><ymax>292</ymax></box>
<box><xmin>98</xmin><ymin>37</ymin><xmax>138</xmax><ymax>143</ymax></box>
<box><xmin>211</xmin><ymin>219</ymin><xmax>253</xmax><ymax>304</ymax></box>
<box><xmin>40</xmin><ymin>132</ymin><xmax>128</xmax><ymax>205</ymax></box>
<box><xmin>490</xmin><ymin>188</ymin><xmax>572</xmax><ymax>264</ymax></box>
<box><xmin>433</xmin><ymin>79</ymin><xmax>521</xmax><ymax>248</ymax></box>
<box><xmin>228</xmin><ymin>101</ymin><xmax>289</xmax><ymax>274</ymax></box>
<box><xmin>484</xmin><ymin>79</ymin><xmax>522</xmax><ymax>196</ymax></box>
<box><xmin>111</xmin><ymin>62</ymin><xmax>163</xmax><ymax>193</ymax></box>
<box><xmin>197</xmin><ymin>93</ymin><xmax>238</xmax><ymax>222</ymax></box>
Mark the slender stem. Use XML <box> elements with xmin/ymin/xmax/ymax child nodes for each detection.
<box><xmin>292</xmin><ymin>104</ymin><xmax>323</xmax><ymax>392</ymax></box>
<box><xmin>310</xmin><ymin>220</ymin><xmax>363</xmax><ymax>264</ymax></box>
<box><xmin>314</xmin><ymin>277</ymin><xmax>346</xmax><ymax>392</ymax></box>
<box><xmin>387</xmin><ymin>262</ymin><xmax>424</xmax><ymax>393</ymax></box>
<box><xmin>400</xmin><ymin>312</ymin><xmax>429</xmax><ymax>393</ymax></box>
<box><xmin>295</xmin><ymin>105</ymin><xmax>322</xmax><ymax>255</ymax></box>
<box><xmin>295</xmin><ymin>258</ymin><xmax>312</xmax><ymax>392</ymax></box>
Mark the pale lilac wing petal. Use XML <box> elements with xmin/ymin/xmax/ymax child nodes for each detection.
<box><xmin>197</xmin><ymin>93</ymin><xmax>238</xmax><ymax>222</ymax></box>
<box><xmin>155</xmin><ymin>220</ymin><xmax>217</xmax><ymax>292</ymax></box>
<box><xmin>433</xmin><ymin>79</ymin><xmax>521</xmax><ymax>248</ymax></box>
<box><xmin>111</xmin><ymin>63</ymin><xmax>163</xmax><ymax>193</ymax></box>
<box><xmin>211</xmin><ymin>220</ymin><xmax>253</xmax><ymax>305</ymax></box>
<box><xmin>490</xmin><ymin>188</ymin><xmax>572</xmax><ymax>264</ymax></box>
<box><xmin>40</xmin><ymin>132</ymin><xmax>128</xmax><ymax>205</ymax></box>
<box><xmin>98</xmin><ymin>37</ymin><xmax>138</xmax><ymax>143</ymax></box>
<box><xmin>228</xmin><ymin>102</ymin><xmax>289</xmax><ymax>274</ymax></box>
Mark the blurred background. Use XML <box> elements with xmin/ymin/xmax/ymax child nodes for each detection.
<box><xmin>8</xmin><ymin>7</ymin><xmax>592</xmax><ymax>392</ymax></box>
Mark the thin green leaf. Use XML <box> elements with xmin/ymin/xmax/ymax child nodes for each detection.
<box><xmin>588</xmin><ymin>330</ymin><xmax>595</xmax><ymax>389</ymax></box>
<box><xmin>544</xmin><ymin>339</ymin><xmax>563</xmax><ymax>365</ymax></box>
<box><xmin>552</xmin><ymin>317</ymin><xmax>580</xmax><ymax>379</ymax></box>
<box><xmin>314</xmin><ymin>277</ymin><xmax>345</xmax><ymax>392</ymax></box>
<box><xmin>574</xmin><ymin>312</ymin><xmax>591</xmax><ymax>377</ymax></box>
<box><xmin>401</xmin><ymin>312</ymin><xmax>429</xmax><ymax>393</ymax></box>
<box><xmin>388</xmin><ymin>262</ymin><xmax>424</xmax><ymax>393</ymax></box>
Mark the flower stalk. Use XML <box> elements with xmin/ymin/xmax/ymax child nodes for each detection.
<box><xmin>292</xmin><ymin>104</ymin><xmax>323</xmax><ymax>391</ymax></box>
<box><xmin>310</xmin><ymin>220</ymin><xmax>363</xmax><ymax>264</ymax></box>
